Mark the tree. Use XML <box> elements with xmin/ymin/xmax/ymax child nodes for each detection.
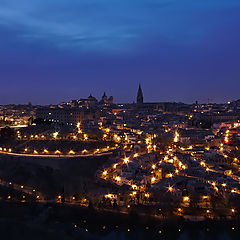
<box><xmin>0</xmin><ymin>127</ymin><xmax>16</xmax><ymax>141</ymax></box>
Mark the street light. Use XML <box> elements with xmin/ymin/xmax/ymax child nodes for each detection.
<box><xmin>151</xmin><ymin>177</ymin><xmax>156</xmax><ymax>184</ymax></box>
<box><xmin>123</xmin><ymin>157</ymin><xmax>129</xmax><ymax>164</ymax></box>
<box><xmin>53</xmin><ymin>132</ymin><xmax>59</xmax><ymax>139</ymax></box>
<box><xmin>115</xmin><ymin>176</ymin><xmax>121</xmax><ymax>182</ymax></box>
<box><xmin>69</xmin><ymin>150</ymin><xmax>75</xmax><ymax>155</ymax></box>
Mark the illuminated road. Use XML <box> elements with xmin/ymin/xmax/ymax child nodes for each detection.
<box><xmin>0</xmin><ymin>178</ymin><xmax>44</xmax><ymax>200</ymax></box>
<box><xmin>0</xmin><ymin>150</ymin><xmax>114</xmax><ymax>158</ymax></box>
<box><xmin>0</xmin><ymin>125</ymin><xmax>28</xmax><ymax>129</ymax></box>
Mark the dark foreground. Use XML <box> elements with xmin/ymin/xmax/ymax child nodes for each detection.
<box><xmin>0</xmin><ymin>202</ymin><xmax>240</xmax><ymax>240</ymax></box>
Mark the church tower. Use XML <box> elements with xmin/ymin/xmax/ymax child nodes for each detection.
<box><xmin>137</xmin><ymin>84</ymin><xmax>143</xmax><ymax>104</ymax></box>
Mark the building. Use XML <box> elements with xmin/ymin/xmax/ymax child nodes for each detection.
<box><xmin>99</xmin><ymin>92</ymin><xmax>114</xmax><ymax>106</ymax></box>
<box><xmin>36</xmin><ymin>107</ymin><xmax>99</xmax><ymax>125</ymax></box>
<box><xmin>137</xmin><ymin>84</ymin><xmax>143</xmax><ymax>104</ymax></box>
<box><xmin>78</xmin><ymin>94</ymin><xmax>98</xmax><ymax>107</ymax></box>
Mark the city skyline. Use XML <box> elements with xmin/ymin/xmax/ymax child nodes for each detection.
<box><xmin>0</xmin><ymin>0</ymin><xmax>240</xmax><ymax>104</ymax></box>
<box><xmin>0</xmin><ymin>84</ymin><xmax>238</xmax><ymax>106</ymax></box>
<box><xmin>1</xmin><ymin>1</ymin><xmax>240</xmax><ymax>238</ymax></box>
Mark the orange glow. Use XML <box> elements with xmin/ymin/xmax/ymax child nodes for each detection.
<box><xmin>144</xmin><ymin>193</ymin><xmax>150</xmax><ymax>198</ymax></box>
<box><xmin>123</xmin><ymin>157</ymin><xmax>129</xmax><ymax>164</ymax></box>
<box><xmin>183</xmin><ymin>196</ymin><xmax>190</xmax><ymax>202</ymax></box>
<box><xmin>151</xmin><ymin>177</ymin><xmax>156</xmax><ymax>183</ymax></box>
<box><xmin>115</xmin><ymin>176</ymin><xmax>121</xmax><ymax>182</ymax></box>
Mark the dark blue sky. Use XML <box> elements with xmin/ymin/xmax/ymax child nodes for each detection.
<box><xmin>0</xmin><ymin>0</ymin><xmax>240</xmax><ymax>105</ymax></box>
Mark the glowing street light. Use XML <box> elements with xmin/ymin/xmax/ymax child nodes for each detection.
<box><xmin>151</xmin><ymin>177</ymin><xmax>156</xmax><ymax>184</ymax></box>
<box><xmin>77</xmin><ymin>122</ymin><xmax>82</xmax><ymax>133</ymax></box>
<box><xmin>53</xmin><ymin>132</ymin><xmax>59</xmax><ymax>139</ymax></box>
<box><xmin>183</xmin><ymin>196</ymin><xmax>190</xmax><ymax>202</ymax></box>
<box><xmin>133</xmin><ymin>153</ymin><xmax>139</xmax><ymax>158</ymax></box>
<box><xmin>200</xmin><ymin>161</ymin><xmax>206</xmax><ymax>167</ymax></box>
<box><xmin>43</xmin><ymin>149</ymin><xmax>48</xmax><ymax>154</ymax></box>
<box><xmin>69</xmin><ymin>150</ymin><xmax>75</xmax><ymax>155</ymax></box>
<box><xmin>83</xmin><ymin>134</ymin><xmax>88</xmax><ymax>140</ymax></box>
<box><xmin>102</xmin><ymin>170</ymin><xmax>108</xmax><ymax>176</ymax></box>
<box><xmin>123</xmin><ymin>157</ymin><xmax>129</xmax><ymax>164</ymax></box>
<box><xmin>178</xmin><ymin>208</ymin><xmax>183</xmax><ymax>213</ymax></box>
<box><xmin>145</xmin><ymin>193</ymin><xmax>150</xmax><ymax>198</ymax></box>
<box><xmin>211</xmin><ymin>182</ymin><xmax>216</xmax><ymax>187</ymax></box>
<box><xmin>174</xmin><ymin>131</ymin><xmax>179</xmax><ymax>143</ymax></box>
<box><xmin>145</xmin><ymin>137</ymin><xmax>151</xmax><ymax>145</ymax></box>
<box><xmin>132</xmin><ymin>185</ymin><xmax>137</xmax><ymax>190</ymax></box>
<box><xmin>115</xmin><ymin>176</ymin><xmax>121</xmax><ymax>182</ymax></box>
<box><xmin>82</xmin><ymin>149</ymin><xmax>88</xmax><ymax>154</ymax></box>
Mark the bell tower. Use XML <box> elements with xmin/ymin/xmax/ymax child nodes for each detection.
<box><xmin>137</xmin><ymin>84</ymin><xmax>143</xmax><ymax>104</ymax></box>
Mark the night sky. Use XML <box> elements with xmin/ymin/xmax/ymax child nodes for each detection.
<box><xmin>0</xmin><ymin>0</ymin><xmax>240</xmax><ymax>105</ymax></box>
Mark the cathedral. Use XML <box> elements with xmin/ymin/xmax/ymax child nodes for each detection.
<box><xmin>137</xmin><ymin>84</ymin><xmax>143</xmax><ymax>104</ymax></box>
<box><xmin>99</xmin><ymin>92</ymin><xmax>113</xmax><ymax>105</ymax></box>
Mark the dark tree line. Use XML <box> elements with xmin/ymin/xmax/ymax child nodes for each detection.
<box><xmin>0</xmin><ymin>127</ymin><xmax>16</xmax><ymax>142</ymax></box>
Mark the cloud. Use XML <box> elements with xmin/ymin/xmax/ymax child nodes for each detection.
<box><xmin>0</xmin><ymin>0</ymin><xmax>240</xmax><ymax>52</ymax></box>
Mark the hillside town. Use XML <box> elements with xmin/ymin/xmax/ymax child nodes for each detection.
<box><xmin>1</xmin><ymin>86</ymin><xmax>240</xmax><ymax>221</ymax></box>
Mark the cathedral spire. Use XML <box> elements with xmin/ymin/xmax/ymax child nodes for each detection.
<box><xmin>137</xmin><ymin>84</ymin><xmax>143</xmax><ymax>104</ymax></box>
